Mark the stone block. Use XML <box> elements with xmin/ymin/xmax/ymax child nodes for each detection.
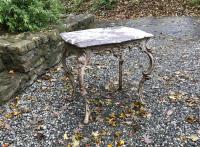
<box><xmin>0</xmin><ymin>58</ymin><xmax>5</xmax><ymax>72</ymax></box>
<box><xmin>0</xmin><ymin>71</ymin><xmax>28</xmax><ymax>103</ymax></box>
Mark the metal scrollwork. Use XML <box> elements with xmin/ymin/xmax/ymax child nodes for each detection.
<box><xmin>138</xmin><ymin>39</ymin><xmax>154</xmax><ymax>102</ymax></box>
<box><xmin>62</xmin><ymin>38</ymin><xmax>154</xmax><ymax>124</ymax></box>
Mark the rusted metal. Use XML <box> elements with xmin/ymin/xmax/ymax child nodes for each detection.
<box><xmin>61</xmin><ymin>27</ymin><xmax>154</xmax><ymax>124</ymax></box>
<box><xmin>77</xmin><ymin>51</ymin><xmax>91</xmax><ymax>124</ymax></box>
<box><xmin>138</xmin><ymin>39</ymin><xmax>154</xmax><ymax>102</ymax></box>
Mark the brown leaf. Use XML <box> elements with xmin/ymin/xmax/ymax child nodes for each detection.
<box><xmin>40</xmin><ymin>74</ymin><xmax>51</xmax><ymax>80</ymax></box>
<box><xmin>114</xmin><ymin>131</ymin><xmax>122</xmax><ymax>138</ymax></box>
<box><xmin>168</xmin><ymin>91</ymin><xmax>184</xmax><ymax>101</ymax></box>
<box><xmin>185</xmin><ymin>115</ymin><xmax>199</xmax><ymax>124</ymax></box>
<box><xmin>4</xmin><ymin>123</ymin><xmax>12</xmax><ymax>130</ymax></box>
<box><xmin>2</xmin><ymin>143</ymin><xmax>9</xmax><ymax>147</ymax></box>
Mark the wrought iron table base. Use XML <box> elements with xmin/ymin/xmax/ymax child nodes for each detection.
<box><xmin>62</xmin><ymin>39</ymin><xmax>154</xmax><ymax>124</ymax></box>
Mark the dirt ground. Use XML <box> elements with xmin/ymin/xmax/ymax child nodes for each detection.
<box><xmin>79</xmin><ymin>0</ymin><xmax>200</xmax><ymax>20</ymax></box>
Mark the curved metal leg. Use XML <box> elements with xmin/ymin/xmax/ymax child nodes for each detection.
<box><xmin>138</xmin><ymin>40</ymin><xmax>154</xmax><ymax>102</ymax></box>
<box><xmin>62</xmin><ymin>47</ymin><xmax>76</xmax><ymax>98</ymax></box>
<box><xmin>118</xmin><ymin>52</ymin><xmax>124</xmax><ymax>90</ymax></box>
<box><xmin>77</xmin><ymin>51</ymin><xmax>90</xmax><ymax>124</ymax></box>
<box><xmin>113</xmin><ymin>49</ymin><xmax>124</xmax><ymax>91</ymax></box>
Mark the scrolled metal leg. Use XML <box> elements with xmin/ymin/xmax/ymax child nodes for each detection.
<box><xmin>62</xmin><ymin>47</ymin><xmax>76</xmax><ymax>99</ymax></box>
<box><xmin>118</xmin><ymin>53</ymin><xmax>124</xmax><ymax>90</ymax></box>
<box><xmin>77</xmin><ymin>51</ymin><xmax>90</xmax><ymax>124</ymax></box>
<box><xmin>113</xmin><ymin>48</ymin><xmax>124</xmax><ymax>91</ymax></box>
<box><xmin>138</xmin><ymin>40</ymin><xmax>154</xmax><ymax>102</ymax></box>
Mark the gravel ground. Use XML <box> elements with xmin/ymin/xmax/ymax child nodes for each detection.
<box><xmin>0</xmin><ymin>17</ymin><xmax>200</xmax><ymax>146</ymax></box>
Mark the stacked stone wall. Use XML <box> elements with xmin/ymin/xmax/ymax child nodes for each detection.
<box><xmin>0</xmin><ymin>14</ymin><xmax>94</xmax><ymax>102</ymax></box>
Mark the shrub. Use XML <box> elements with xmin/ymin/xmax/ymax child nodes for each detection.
<box><xmin>0</xmin><ymin>0</ymin><xmax>63</xmax><ymax>32</ymax></box>
<box><xmin>190</xmin><ymin>0</ymin><xmax>200</xmax><ymax>5</ymax></box>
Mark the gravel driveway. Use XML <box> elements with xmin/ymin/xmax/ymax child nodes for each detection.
<box><xmin>0</xmin><ymin>16</ymin><xmax>200</xmax><ymax>146</ymax></box>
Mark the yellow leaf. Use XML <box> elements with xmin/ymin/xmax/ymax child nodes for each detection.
<box><xmin>187</xmin><ymin>134</ymin><xmax>199</xmax><ymax>142</ymax></box>
<box><xmin>5</xmin><ymin>113</ymin><xmax>14</xmax><ymax>119</ymax></box>
<box><xmin>107</xmin><ymin>144</ymin><xmax>112</xmax><ymax>147</ymax></box>
<box><xmin>63</xmin><ymin>132</ymin><xmax>68</xmax><ymax>140</ymax></box>
<box><xmin>13</xmin><ymin>111</ymin><xmax>20</xmax><ymax>116</ymax></box>
<box><xmin>132</xmin><ymin>101</ymin><xmax>145</xmax><ymax>109</ymax></box>
<box><xmin>74</xmin><ymin>132</ymin><xmax>83</xmax><ymax>140</ymax></box>
<box><xmin>119</xmin><ymin>112</ymin><xmax>127</xmax><ymax>119</ymax></box>
<box><xmin>168</xmin><ymin>91</ymin><xmax>184</xmax><ymax>100</ymax></box>
<box><xmin>107</xmin><ymin>118</ymin><xmax>117</xmax><ymax>127</ymax></box>
<box><xmin>114</xmin><ymin>131</ymin><xmax>122</xmax><ymax>138</ymax></box>
<box><xmin>92</xmin><ymin>131</ymin><xmax>99</xmax><ymax>138</ymax></box>
<box><xmin>109</xmin><ymin>113</ymin><xmax>116</xmax><ymax>118</ymax></box>
<box><xmin>72</xmin><ymin>135</ymin><xmax>80</xmax><ymax>147</ymax></box>
<box><xmin>117</xmin><ymin>140</ymin><xmax>125</xmax><ymax>146</ymax></box>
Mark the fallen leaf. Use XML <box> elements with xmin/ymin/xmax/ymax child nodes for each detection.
<box><xmin>5</xmin><ymin>112</ymin><xmax>14</xmax><ymax>119</ymax></box>
<box><xmin>168</xmin><ymin>91</ymin><xmax>185</xmax><ymax>101</ymax></box>
<box><xmin>114</xmin><ymin>131</ymin><xmax>122</xmax><ymax>138</ymax></box>
<box><xmin>92</xmin><ymin>131</ymin><xmax>100</xmax><ymax>138</ymax></box>
<box><xmin>117</xmin><ymin>140</ymin><xmax>125</xmax><ymax>146</ymax></box>
<box><xmin>4</xmin><ymin>123</ymin><xmax>12</xmax><ymax>130</ymax></box>
<box><xmin>132</xmin><ymin>101</ymin><xmax>145</xmax><ymax>110</ymax></box>
<box><xmin>40</xmin><ymin>75</ymin><xmax>51</xmax><ymax>80</ymax></box>
<box><xmin>185</xmin><ymin>115</ymin><xmax>199</xmax><ymax>124</ymax></box>
<box><xmin>107</xmin><ymin>144</ymin><xmax>112</xmax><ymax>147</ymax></box>
<box><xmin>2</xmin><ymin>143</ymin><xmax>9</xmax><ymax>147</ymax></box>
<box><xmin>166</xmin><ymin>108</ymin><xmax>175</xmax><ymax>118</ymax></box>
<box><xmin>74</xmin><ymin>132</ymin><xmax>83</xmax><ymax>141</ymax></box>
<box><xmin>107</xmin><ymin>118</ymin><xmax>117</xmax><ymax>127</ymax></box>
<box><xmin>136</xmin><ymin>108</ymin><xmax>150</xmax><ymax>118</ymax></box>
<box><xmin>187</xmin><ymin>134</ymin><xmax>200</xmax><ymax>142</ymax></box>
<box><xmin>63</xmin><ymin>132</ymin><xmax>69</xmax><ymax>140</ymax></box>
<box><xmin>109</xmin><ymin>113</ymin><xmax>116</xmax><ymax>119</ymax></box>
<box><xmin>72</xmin><ymin>135</ymin><xmax>80</xmax><ymax>147</ymax></box>
<box><xmin>185</xmin><ymin>97</ymin><xmax>199</xmax><ymax>107</ymax></box>
<box><xmin>142</xmin><ymin>134</ymin><xmax>152</xmax><ymax>144</ymax></box>
<box><xmin>119</xmin><ymin>112</ymin><xmax>127</xmax><ymax>119</ymax></box>
<box><xmin>9</xmin><ymin>70</ymin><xmax>14</xmax><ymax>74</ymax></box>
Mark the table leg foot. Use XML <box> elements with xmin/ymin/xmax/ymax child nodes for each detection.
<box><xmin>62</xmin><ymin>48</ymin><xmax>76</xmax><ymax>98</ymax></box>
<box><xmin>77</xmin><ymin>52</ymin><xmax>91</xmax><ymax>124</ymax></box>
<box><xmin>138</xmin><ymin>41</ymin><xmax>154</xmax><ymax>102</ymax></box>
<box><xmin>83</xmin><ymin>97</ymin><xmax>90</xmax><ymax>124</ymax></box>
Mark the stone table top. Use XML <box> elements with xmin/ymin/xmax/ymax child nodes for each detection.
<box><xmin>60</xmin><ymin>26</ymin><xmax>153</xmax><ymax>48</ymax></box>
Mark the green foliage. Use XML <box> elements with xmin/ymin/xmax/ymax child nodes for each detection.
<box><xmin>190</xmin><ymin>0</ymin><xmax>200</xmax><ymax>5</ymax></box>
<box><xmin>92</xmin><ymin>0</ymin><xmax>117</xmax><ymax>10</ymax></box>
<box><xmin>0</xmin><ymin>0</ymin><xmax>63</xmax><ymax>32</ymax></box>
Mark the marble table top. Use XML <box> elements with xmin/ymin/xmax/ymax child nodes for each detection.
<box><xmin>60</xmin><ymin>26</ymin><xmax>153</xmax><ymax>48</ymax></box>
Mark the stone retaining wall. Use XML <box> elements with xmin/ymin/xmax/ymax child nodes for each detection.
<box><xmin>0</xmin><ymin>14</ymin><xmax>94</xmax><ymax>103</ymax></box>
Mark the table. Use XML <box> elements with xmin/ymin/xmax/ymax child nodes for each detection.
<box><xmin>60</xmin><ymin>26</ymin><xmax>154</xmax><ymax>124</ymax></box>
